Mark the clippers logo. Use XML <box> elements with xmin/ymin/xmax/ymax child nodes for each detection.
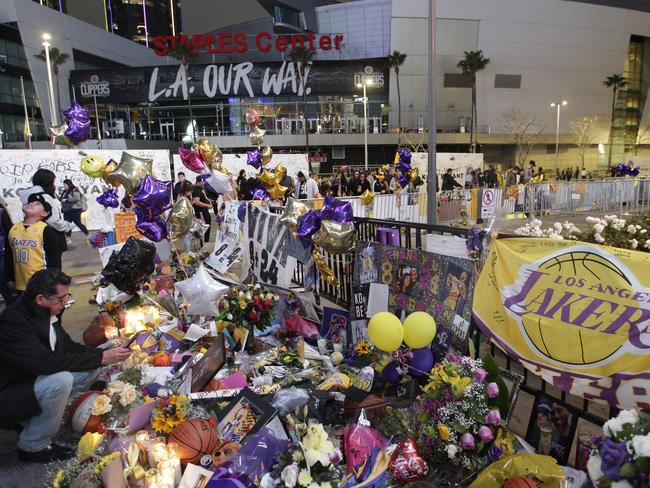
<box><xmin>354</xmin><ymin>66</ymin><xmax>384</xmax><ymax>87</ymax></box>
<box><xmin>80</xmin><ymin>75</ymin><xmax>110</xmax><ymax>97</ymax></box>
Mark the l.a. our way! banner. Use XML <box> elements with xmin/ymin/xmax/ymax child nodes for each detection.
<box><xmin>473</xmin><ymin>237</ymin><xmax>650</xmax><ymax>409</ymax></box>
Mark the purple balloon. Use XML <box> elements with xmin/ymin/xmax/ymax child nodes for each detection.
<box><xmin>407</xmin><ymin>348</ymin><xmax>434</xmax><ymax>377</ymax></box>
<box><xmin>179</xmin><ymin>147</ymin><xmax>206</xmax><ymax>173</ymax></box>
<box><xmin>205</xmin><ymin>465</ymin><xmax>255</xmax><ymax>488</ymax></box>
<box><xmin>238</xmin><ymin>202</ymin><xmax>246</xmax><ymax>223</ymax></box>
<box><xmin>136</xmin><ymin>217</ymin><xmax>167</xmax><ymax>242</ymax></box>
<box><xmin>398</xmin><ymin>171</ymin><xmax>409</xmax><ymax>188</ymax></box>
<box><xmin>247</xmin><ymin>149</ymin><xmax>263</xmax><ymax>169</ymax></box>
<box><xmin>320</xmin><ymin>194</ymin><xmax>353</xmax><ymax>225</ymax></box>
<box><xmin>251</xmin><ymin>187</ymin><xmax>269</xmax><ymax>201</ymax></box>
<box><xmin>235</xmin><ymin>428</ymin><xmax>290</xmax><ymax>475</ymax></box>
<box><xmin>132</xmin><ymin>175</ymin><xmax>172</xmax><ymax>217</ymax></box>
<box><xmin>63</xmin><ymin>102</ymin><xmax>91</xmax><ymax>145</ymax></box>
<box><xmin>632</xmin><ymin>167</ymin><xmax>641</xmax><ymax>177</ymax></box>
<box><xmin>96</xmin><ymin>189</ymin><xmax>119</xmax><ymax>208</ymax></box>
<box><xmin>382</xmin><ymin>361</ymin><xmax>402</xmax><ymax>384</ymax></box>
<box><xmin>296</xmin><ymin>210</ymin><xmax>322</xmax><ymax>246</ymax></box>
<box><xmin>396</xmin><ymin>159</ymin><xmax>411</xmax><ymax>174</ymax></box>
<box><xmin>398</xmin><ymin>147</ymin><xmax>412</xmax><ymax>164</ymax></box>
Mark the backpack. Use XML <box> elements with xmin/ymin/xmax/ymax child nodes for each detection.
<box><xmin>79</xmin><ymin>191</ymin><xmax>88</xmax><ymax>212</ymax></box>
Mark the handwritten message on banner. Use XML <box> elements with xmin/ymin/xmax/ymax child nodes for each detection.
<box><xmin>241</xmin><ymin>204</ymin><xmax>297</xmax><ymax>288</ymax></box>
<box><xmin>473</xmin><ymin>237</ymin><xmax>650</xmax><ymax>409</ymax></box>
<box><xmin>0</xmin><ymin>149</ymin><xmax>171</xmax><ymax>230</ymax></box>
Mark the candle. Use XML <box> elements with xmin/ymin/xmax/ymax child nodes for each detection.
<box><xmin>157</xmin><ymin>459</ymin><xmax>175</xmax><ymax>488</ymax></box>
<box><xmin>148</xmin><ymin>437</ymin><xmax>167</xmax><ymax>466</ymax></box>
<box><xmin>105</xmin><ymin>325</ymin><xmax>118</xmax><ymax>340</ymax></box>
<box><xmin>333</xmin><ymin>343</ymin><xmax>343</xmax><ymax>354</ymax></box>
<box><xmin>136</xmin><ymin>430</ymin><xmax>152</xmax><ymax>465</ymax></box>
<box><xmin>317</xmin><ymin>338</ymin><xmax>328</xmax><ymax>355</ymax></box>
<box><xmin>166</xmin><ymin>442</ymin><xmax>182</xmax><ymax>485</ymax></box>
<box><xmin>144</xmin><ymin>469</ymin><xmax>160</xmax><ymax>488</ymax></box>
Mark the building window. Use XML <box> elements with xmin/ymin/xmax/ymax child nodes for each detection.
<box><xmin>443</xmin><ymin>73</ymin><xmax>472</xmax><ymax>88</ymax></box>
<box><xmin>494</xmin><ymin>74</ymin><xmax>522</xmax><ymax>89</ymax></box>
<box><xmin>274</xmin><ymin>5</ymin><xmax>301</xmax><ymax>29</ymax></box>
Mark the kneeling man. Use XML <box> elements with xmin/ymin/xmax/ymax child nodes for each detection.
<box><xmin>0</xmin><ymin>269</ymin><xmax>131</xmax><ymax>462</ymax></box>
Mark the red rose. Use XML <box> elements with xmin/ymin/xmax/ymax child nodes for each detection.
<box><xmin>248</xmin><ymin>311</ymin><xmax>258</xmax><ymax>320</ymax></box>
<box><xmin>253</xmin><ymin>299</ymin><xmax>260</xmax><ymax>306</ymax></box>
<box><xmin>262</xmin><ymin>299</ymin><xmax>271</xmax><ymax>309</ymax></box>
<box><xmin>97</xmin><ymin>424</ymin><xmax>105</xmax><ymax>434</ymax></box>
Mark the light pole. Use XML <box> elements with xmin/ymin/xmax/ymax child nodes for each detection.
<box><xmin>42</xmin><ymin>33</ymin><xmax>58</xmax><ymax>126</ymax></box>
<box><xmin>357</xmin><ymin>78</ymin><xmax>373</xmax><ymax>171</ymax></box>
<box><xmin>550</xmin><ymin>100</ymin><xmax>567</xmax><ymax>176</ymax></box>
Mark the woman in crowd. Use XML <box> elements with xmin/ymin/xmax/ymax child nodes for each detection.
<box><xmin>373</xmin><ymin>172</ymin><xmax>389</xmax><ymax>194</ymax></box>
<box><xmin>60</xmin><ymin>179</ymin><xmax>89</xmax><ymax>239</ymax></box>
<box><xmin>352</xmin><ymin>172</ymin><xmax>372</xmax><ymax>196</ymax></box>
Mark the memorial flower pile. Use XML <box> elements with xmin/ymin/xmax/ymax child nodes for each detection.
<box><xmin>150</xmin><ymin>394</ymin><xmax>192</xmax><ymax>434</ymax></box>
<box><xmin>217</xmin><ymin>283</ymin><xmax>277</xmax><ymax>331</ymax></box>
<box><xmin>587</xmin><ymin>409</ymin><xmax>650</xmax><ymax>487</ymax></box>
<box><xmin>91</xmin><ymin>380</ymin><xmax>145</xmax><ymax>427</ymax></box>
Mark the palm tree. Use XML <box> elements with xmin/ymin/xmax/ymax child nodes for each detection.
<box><xmin>457</xmin><ymin>50</ymin><xmax>490</xmax><ymax>152</ymax></box>
<box><xmin>35</xmin><ymin>47</ymin><xmax>70</xmax><ymax>115</ymax></box>
<box><xmin>603</xmin><ymin>73</ymin><xmax>627</xmax><ymax>166</ymax></box>
<box><xmin>290</xmin><ymin>46</ymin><xmax>314</xmax><ymax>171</ymax></box>
<box><xmin>387</xmin><ymin>51</ymin><xmax>407</xmax><ymax>139</ymax></box>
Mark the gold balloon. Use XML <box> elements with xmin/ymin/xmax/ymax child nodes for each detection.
<box><xmin>259</xmin><ymin>169</ymin><xmax>279</xmax><ymax>188</ymax></box>
<box><xmin>108</xmin><ymin>152</ymin><xmax>153</xmax><ymax>194</ymax></box>
<box><xmin>168</xmin><ymin>196</ymin><xmax>193</xmax><ymax>240</ymax></box>
<box><xmin>312</xmin><ymin>220</ymin><xmax>356</xmax><ymax>255</ymax></box>
<box><xmin>245</xmin><ymin>108</ymin><xmax>259</xmax><ymax>127</ymax></box>
<box><xmin>260</xmin><ymin>146</ymin><xmax>273</xmax><ymax>165</ymax></box>
<box><xmin>49</xmin><ymin>124</ymin><xmax>72</xmax><ymax>147</ymax></box>
<box><xmin>312</xmin><ymin>249</ymin><xmax>339</xmax><ymax>288</ymax></box>
<box><xmin>196</xmin><ymin>138</ymin><xmax>222</xmax><ymax>167</ymax></box>
<box><xmin>279</xmin><ymin>197</ymin><xmax>309</xmax><ymax>233</ymax></box>
<box><xmin>274</xmin><ymin>164</ymin><xmax>287</xmax><ymax>179</ymax></box>
<box><xmin>212</xmin><ymin>162</ymin><xmax>231</xmax><ymax>176</ymax></box>
<box><xmin>409</xmin><ymin>167</ymin><xmax>420</xmax><ymax>182</ymax></box>
<box><xmin>267</xmin><ymin>183</ymin><xmax>288</xmax><ymax>201</ymax></box>
<box><xmin>249</xmin><ymin>126</ymin><xmax>266</xmax><ymax>146</ymax></box>
<box><xmin>80</xmin><ymin>155</ymin><xmax>106</xmax><ymax>178</ymax></box>
<box><xmin>359</xmin><ymin>189</ymin><xmax>375</xmax><ymax>206</ymax></box>
<box><xmin>102</xmin><ymin>160</ymin><xmax>121</xmax><ymax>187</ymax></box>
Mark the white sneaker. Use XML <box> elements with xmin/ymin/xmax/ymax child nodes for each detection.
<box><xmin>66</xmin><ymin>237</ymin><xmax>72</xmax><ymax>245</ymax></box>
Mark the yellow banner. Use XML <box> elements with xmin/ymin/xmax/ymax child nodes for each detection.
<box><xmin>473</xmin><ymin>237</ymin><xmax>650</xmax><ymax>409</ymax></box>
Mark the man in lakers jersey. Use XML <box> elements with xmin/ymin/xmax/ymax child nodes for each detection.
<box><xmin>4</xmin><ymin>193</ymin><xmax>60</xmax><ymax>292</ymax></box>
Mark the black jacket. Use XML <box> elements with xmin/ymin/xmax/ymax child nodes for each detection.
<box><xmin>441</xmin><ymin>173</ymin><xmax>462</xmax><ymax>191</ymax></box>
<box><xmin>0</xmin><ymin>296</ymin><xmax>102</xmax><ymax>427</ymax></box>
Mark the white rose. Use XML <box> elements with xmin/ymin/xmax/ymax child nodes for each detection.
<box><xmin>630</xmin><ymin>239</ymin><xmax>639</xmax><ymax>249</ymax></box>
<box><xmin>627</xmin><ymin>225</ymin><xmax>637</xmax><ymax>234</ymax></box>
<box><xmin>587</xmin><ymin>455</ymin><xmax>603</xmax><ymax>483</ymax></box>
<box><xmin>603</xmin><ymin>417</ymin><xmax>624</xmax><ymax>436</ymax></box>
<box><xmin>446</xmin><ymin>444</ymin><xmax>458</xmax><ymax>459</ymax></box>
<box><xmin>119</xmin><ymin>383</ymin><xmax>138</xmax><ymax>407</ymax></box>
<box><xmin>611</xmin><ymin>481</ymin><xmax>633</xmax><ymax>488</ymax></box>
<box><xmin>631</xmin><ymin>434</ymin><xmax>650</xmax><ymax>457</ymax></box>
<box><xmin>107</xmin><ymin>380</ymin><xmax>125</xmax><ymax>396</ymax></box>
<box><xmin>280</xmin><ymin>463</ymin><xmax>299</xmax><ymax>488</ymax></box>
<box><xmin>91</xmin><ymin>394</ymin><xmax>112</xmax><ymax>416</ymax></box>
<box><xmin>594</xmin><ymin>233</ymin><xmax>605</xmax><ymax>243</ymax></box>
<box><xmin>617</xmin><ymin>409</ymin><xmax>640</xmax><ymax>427</ymax></box>
<box><xmin>554</xmin><ymin>222</ymin><xmax>563</xmax><ymax>231</ymax></box>
<box><xmin>226</xmin><ymin>313</ymin><xmax>233</xmax><ymax>320</ymax></box>
<box><xmin>593</xmin><ymin>223</ymin><xmax>605</xmax><ymax>233</ymax></box>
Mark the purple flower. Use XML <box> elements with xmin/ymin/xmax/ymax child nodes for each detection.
<box><xmin>478</xmin><ymin>426</ymin><xmax>494</xmax><ymax>442</ymax></box>
<box><xmin>329</xmin><ymin>449</ymin><xmax>342</xmax><ymax>464</ymax></box>
<box><xmin>487</xmin><ymin>382</ymin><xmax>500</xmax><ymax>398</ymax></box>
<box><xmin>487</xmin><ymin>445</ymin><xmax>504</xmax><ymax>463</ymax></box>
<box><xmin>473</xmin><ymin>368</ymin><xmax>487</xmax><ymax>383</ymax></box>
<box><xmin>446</xmin><ymin>354</ymin><xmax>460</xmax><ymax>364</ymax></box>
<box><xmin>460</xmin><ymin>433</ymin><xmax>475</xmax><ymax>450</ymax></box>
<box><xmin>600</xmin><ymin>438</ymin><xmax>630</xmax><ymax>481</ymax></box>
<box><xmin>485</xmin><ymin>410</ymin><xmax>501</xmax><ymax>426</ymax></box>
<box><xmin>422</xmin><ymin>399</ymin><xmax>437</xmax><ymax>413</ymax></box>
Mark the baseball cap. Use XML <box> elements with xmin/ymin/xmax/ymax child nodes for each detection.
<box><xmin>27</xmin><ymin>192</ymin><xmax>52</xmax><ymax>219</ymax></box>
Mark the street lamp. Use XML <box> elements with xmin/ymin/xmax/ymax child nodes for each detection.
<box><xmin>550</xmin><ymin>100</ymin><xmax>567</xmax><ymax>176</ymax></box>
<box><xmin>42</xmin><ymin>33</ymin><xmax>58</xmax><ymax>126</ymax></box>
<box><xmin>356</xmin><ymin>78</ymin><xmax>373</xmax><ymax>171</ymax></box>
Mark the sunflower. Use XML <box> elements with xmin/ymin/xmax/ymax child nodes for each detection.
<box><xmin>353</xmin><ymin>341</ymin><xmax>372</xmax><ymax>356</ymax></box>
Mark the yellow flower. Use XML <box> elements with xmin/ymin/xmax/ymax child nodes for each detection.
<box><xmin>119</xmin><ymin>383</ymin><xmax>138</xmax><ymax>407</ymax></box>
<box><xmin>91</xmin><ymin>394</ymin><xmax>112</xmax><ymax>416</ymax></box>
<box><xmin>437</xmin><ymin>423</ymin><xmax>451</xmax><ymax>441</ymax></box>
<box><xmin>297</xmin><ymin>469</ymin><xmax>313</xmax><ymax>487</ymax></box>
<box><xmin>239</xmin><ymin>298</ymin><xmax>248</xmax><ymax>309</ymax></box>
<box><xmin>53</xmin><ymin>469</ymin><xmax>64</xmax><ymax>488</ymax></box>
<box><xmin>354</xmin><ymin>341</ymin><xmax>371</xmax><ymax>355</ymax></box>
<box><xmin>151</xmin><ymin>415</ymin><xmax>173</xmax><ymax>434</ymax></box>
<box><xmin>495</xmin><ymin>429</ymin><xmax>515</xmax><ymax>455</ymax></box>
<box><xmin>447</xmin><ymin>375</ymin><xmax>472</xmax><ymax>391</ymax></box>
<box><xmin>77</xmin><ymin>432</ymin><xmax>104</xmax><ymax>461</ymax></box>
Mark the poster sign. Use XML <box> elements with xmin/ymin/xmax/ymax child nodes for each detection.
<box><xmin>352</xmin><ymin>242</ymin><xmax>475</xmax><ymax>350</ymax></box>
<box><xmin>473</xmin><ymin>237</ymin><xmax>650</xmax><ymax>409</ymax></box>
<box><xmin>0</xmin><ymin>149</ymin><xmax>171</xmax><ymax>230</ymax></box>
<box><xmin>481</xmin><ymin>188</ymin><xmax>496</xmax><ymax>218</ymax></box>
<box><xmin>241</xmin><ymin>204</ymin><xmax>297</xmax><ymax>288</ymax></box>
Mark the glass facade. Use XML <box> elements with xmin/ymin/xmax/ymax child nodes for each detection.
<box><xmin>104</xmin><ymin>0</ymin><xmax>181</xmax><ymax>47</ymax></box>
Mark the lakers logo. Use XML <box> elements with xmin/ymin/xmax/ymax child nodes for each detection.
<box><xmin>502</xmin><ymin>248</ymin><xmax>650</xmax><ymax>366</ymax></box>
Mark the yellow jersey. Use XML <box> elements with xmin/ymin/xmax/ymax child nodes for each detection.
<box><xmin>8</xmin><ymin>221</ymin><xmax>48</xmax><ymax>291</ymax></box>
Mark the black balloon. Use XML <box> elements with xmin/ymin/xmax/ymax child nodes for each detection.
<box><xmin>101</xmin><ymin>237</ymin><xmax>156</xmax><ymax>294</ymax></box>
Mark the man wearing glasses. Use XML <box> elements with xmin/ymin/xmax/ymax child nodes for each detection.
<box><xmin>0</xmin><ymin>269</ymin><xmax>131</xmax><ymax>462</ymax></box>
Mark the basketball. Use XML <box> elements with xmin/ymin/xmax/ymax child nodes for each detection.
<box><xmin>82</xmin><ymin>315</ymin><xmax>116</xmax><ymax>347</ymax></box>
<box><xmin>520</xmin><ymin>250</ymin><xmax>629</xmax><ymax>365</ymax></box>
<box><xmin>170</xmin><ymin>418</ymin><xmax>219</xmax><ymax>465</ymax></box>
<box><xmin>69</xmin><ymin>391</ymin><xmax>104</xmax><ymax>434</ymax></box>
<box><xmin>503</xmin><ymin>477</ymin><xmax>541</xmax><ymax>488</ymax></box>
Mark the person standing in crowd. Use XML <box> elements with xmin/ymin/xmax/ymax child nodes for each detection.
<box><xmin>484</xmin><ymin>165</ymin><xmax>498</xmax><ymax>188</ymax></box>
<box><xmin>574</xmin><ymin>166</ymin><xmax>581</xmax><ymax>180</ymax></box>
<box><xmin>373</xmin><ymin>171</ymin><xmax>389</xmax><ymax>194</ymax></box>
<box><xmin>60</xmin><ymin>180</ymin><xmax>88</xmax><ymax>241</ymax></box>
<box><xmin>172</xmin><ymin>172</ymin><xmax>186</xmax><ymax>201</ymax></box>
<box><xmin>352</xmin><ymin>172</ymin><xmax>372</xmax><ymax>196</ymax></box>
<box><xmin>367</xmin><ymin>170</ymin><xmax>376</xmax><ymax>188</ymax></box>
<box><xmin>349</xmin><ymin>170</ymin><xmax>360</xmax><ymax>194</ymax></box>
<box><xmin>0</xmin><ymin>197</ymin><xmax>16</xmax><ymax>305</ymax></box>
<box><xmin>475</xmin><ymin>168</ymin><xmax>485</xmax><ymax>187</ymax></box>
<box><xmin>0</xmin><ymin>269</ymin><xmax>131</xmax><ymax>462</ymax></box>
<box><xmin>5</xmin><ymin>193</ymin><xmax>60</xmax><ymax>294</ymax></box>
<box><xmin>295</xmin><ymin>171</ymin><xmax>320</xmax><ymax>199</ymax></box>
<box><xmin>339</xmin><ymin>171</ymin><xmax>348</xmax><ymax>196</ymax></box>
<box><xmin>279</xmin><ymin>170</ymin><xmax>294</xmax><ymax>200</ymax></box>
<box><xmin>330</xmin><ymin>172</ymin><xmax>340</xmax><ymax>196</ymax></box>
<box><xmin>192</xmin><ymin>176</ymin><xmax>212</xmax><ymax>243</ymax></box>
<box><xmin>441</xmin><ymin>168</ymin><xmax>462</xmax><ymax>191</ymax></box>
<box><xmin>531</xmin><ymin>167</ymin><xmax>545</xmax><ymax>183</ymax></box>
<box><xmin>505</xmin><ymin>166</ymin><xmax>519</xmax><ymax>187</ymax></box>
<box><xmin>523</xmin><ymin>160</ymin><xmax>536</xmax><ymax>183</ymax></box>
<box><xmin>465</xmin><ymin>166</ymin><xmax>476</xmax><ymax>189</ymax></box>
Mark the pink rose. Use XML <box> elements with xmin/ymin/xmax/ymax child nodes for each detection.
<box><xmin>473</xmin><ymin>368</ymin><xmax>487</xmax><ymax>383</ymax></box>
<box><xmin>460</xmin><ymin>433</ymin><xmax>475</xmax><ymax>450</ymax></box>
<box><xmin>487</xmin><ymin>382</ymin><xmax>500</xmax><ymax>398</ymax></box>
<box><xmin>485</xmin><ymin>409</ymin><xmax>501</xmax><ymax>426</ymax></box>
<box><xmin>478</xmin><ymin>426</ymin><xmax>494</xmax><ymax>442</ymax></box>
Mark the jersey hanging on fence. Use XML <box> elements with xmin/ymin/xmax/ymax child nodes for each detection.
<box><xmin>473</xmin><ymin>237</ymin><xmax>650</xmax><ymax>410</ymax></box>
<box><xmin>352</xmin><ymin>242</ymin><xmax>475</xmax><ymax>352</ymax></box>
<box><xmin>241</xmin><ymin>204</ymin><xmax>297</xmax><ymax>288</ymax></box>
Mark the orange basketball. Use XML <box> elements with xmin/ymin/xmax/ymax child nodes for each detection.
<box><xmin>83</xmin><ymin>315</ymin><xmax>116</xmax><ymax>347</ymax></box>
<box><xmin>503</xmin><ymin>478</ymin><xmax>541</xmax><ymax>488</ymax></box>
<box><xmin>170</xmin><ymin>418</ymin><xmax>219</xmax><ymax>465</ymax></box>
<box><xmin>69</xmin><ymin>390</ymin><xmax>105</xmax><ymax>434</ymax></box>
<box><xmin>152</xmin><ymin>353</ymin><xmax>171</xmax><ymax>367</ymax></box>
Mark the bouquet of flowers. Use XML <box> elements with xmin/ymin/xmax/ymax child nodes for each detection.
<box><xmin>416</xmin><ymin>353</ymin><xmax>514</xmax><ymax>473</ymax></box>
<box><xmin>344</xmin><ymin>340</ymin><xmax>377</xmax><ymax>368</ymax></box>
<box><xmin>91</xmin><ymin>380</ymin><xmax>144</xmax><ymax>429</ymax></box>
<box><xmin>150</xmin><ymin>394</ymin><xmax>191</xmax><ymax>434</ymax></box>
<box><xmin>217</xmin><ymin>284</ymin><xmax>277</xmax><ymax>331</ymax></box>
<box><xmin>587</xmin><ymin>409</ymin><xmax>650</xmax><ymax>487</ymax></box>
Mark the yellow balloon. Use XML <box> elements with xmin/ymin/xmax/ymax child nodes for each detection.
<box><xmin>402</xmin><ymin>312</ymin><xmax>437</xmax><ymax>349</ymax></box>
<box><xmin>367</xmin><ymin>312</ymin><xmax>403</xmax><ymax>352</ymax></box>
<box><xmin>80</xmin><ymin>155</ymin><xmax>106</xmax><ymax>178</ymax></box>
<box><xmin>261</xmin><ymin>145</ymin><xmax>273</xmax><ymax>164</ymax></box>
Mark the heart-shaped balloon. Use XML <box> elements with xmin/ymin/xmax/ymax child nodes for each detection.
<box><xmin>179</xmin><ymin>147</ymin><xmax>206</xmax><ymax>173</ymax></box>
<box><xmin>389</xmin><ymin>439</ymin><xmax>429</xmax><ymax>481</ymax></box>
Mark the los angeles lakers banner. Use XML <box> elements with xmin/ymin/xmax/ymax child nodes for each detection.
<box><xmin>473</xmin><ymin>237</ymin><xmax>650</xmax><ymax>409</ymax></box>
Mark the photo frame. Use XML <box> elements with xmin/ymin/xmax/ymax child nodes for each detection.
<box><xmin>526</xmin><ymin>393</ymin><xmax>579</xmax><ymax>465</ymax></box>
<box><xmin>190</xmin><ymin>335</ymin><xmax>225</xmax><ymax>392</ymax></box>
<box><xmin>218</xmin><ymin>389</ymin><xmax>277</xmax><ymax>444</ymax></box>
<box><xmin>499</xmin><ymin>368</ymin><xmax>525</xmax><ymax>425</ymax></box>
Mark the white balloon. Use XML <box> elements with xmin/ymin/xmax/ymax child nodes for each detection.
<box><xmin>205</xmin><ymin>170</ymin><xmax>233</xmax><ymax>194</ymax></box>
<box><xmin>175</xmin><ymin>264</ymin><xmax>228</xmax><ymax>316</ymax></box>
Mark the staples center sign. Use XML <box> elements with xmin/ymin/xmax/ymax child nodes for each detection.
<box><xmin>153</xmin><ymin>32</ymin><xmax>344</xmax><ymax>56</ymax></box>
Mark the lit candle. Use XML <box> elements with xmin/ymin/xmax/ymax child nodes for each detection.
<box><xmin>144</xmin><ymin>468</ymin><xmax>160</xmax><ymax>488</ymax></box>
<box><xmin>166</xmin><ymin>442</ymin><xmax>182</xmax><ymax>485</ymax></box>
<box><xmin>148</xmin><ymin>437</ymin><xmax>167</xmax><ymax>466</ymax></box>
<box><xmin>136</xmin><ymin>430</ymin><xmax>152</xmax><ymax>465</ymax></box>
<box><xmin>105</xmin><ymin>325</ymin><xmax>118</xmax><ymax>340</ymax></box>
<box><xmin>317</xmin><ymin>338</ymin><xmax>327</xmax><ymax>355</ymax></box>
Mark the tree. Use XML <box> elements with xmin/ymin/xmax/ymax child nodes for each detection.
<box><xmin>634</xmin><ymin>123</ymin><xmax>650</xmax><ymax>155</ymax></box>
<box><xmin>387</xmin><ymin>51</ymin><xmax>407</xmax><ymax>140</ymax></box>
<box><xmin>457</xmin><ymin>50</ymin><xmax>490</xmax><ymax>153</ymax></box>
<box><xmin>498</xmin><ymin>108</ymin><xmax>546</xmax><ymax>167</ymax></box>
<box><xmin>569</xmin><ymin>116</ymin><xmax>600</xmax><ymax>169</ymax></box>
<box><xmin>603</xmin><ymin>74</ymin><xmax>627</xmax><ymax>166</ymax></box>
<box><xmin>290</xmin><ymin>46</ymin><xmax>315</xmax><ymax>172</ymax></box>
<box><xmin>34</xmin><ymin>47</ymin><xmax>70</xmax><ymax>116</ymax></box>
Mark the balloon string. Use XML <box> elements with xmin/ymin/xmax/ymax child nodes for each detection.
<box><xmin>393</xmin><ymin>356</ymin><xmax>432</xmax><ymax>378</ymax></box>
